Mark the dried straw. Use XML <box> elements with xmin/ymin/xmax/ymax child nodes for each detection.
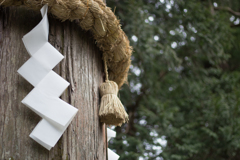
<box><xmin>99</xmin><ymin>80</ymin><xmax>128</xmax><ymax>126</ymax></box>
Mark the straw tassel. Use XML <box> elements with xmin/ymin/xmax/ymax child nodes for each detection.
<box><xmin>99</xmin><ymin>55</ymin><xmax>128</xmax><ymax>126</ymax></box>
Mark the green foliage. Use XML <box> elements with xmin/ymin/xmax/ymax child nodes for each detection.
<box><xmin>107</xmin><ymin>0</ymin><xmax>240</xmax><ymax>159</ymax></box>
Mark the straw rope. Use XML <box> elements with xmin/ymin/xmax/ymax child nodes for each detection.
<box><xmin>0</xmin><ymin>0</ymin><xmax>132</xmax><ymax>88</ymax></box>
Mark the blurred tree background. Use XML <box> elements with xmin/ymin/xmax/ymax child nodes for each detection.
<box><xmin>107</xmin><ymin>0</ymin><xmax>240</xmax><ymax>160</ymax></box>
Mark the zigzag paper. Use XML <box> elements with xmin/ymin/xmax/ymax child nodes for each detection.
<box><xmin>107</xmin><ymin>128</ymin><xmax>120</xmax><ymax>160</ymax></box>
<box><xmin>17</xmin><ymin>5</ymin><xmax>78</xmax><ymax>150</ymax></box>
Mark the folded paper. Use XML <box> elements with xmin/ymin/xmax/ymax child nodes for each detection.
<box><xmin>22</xmin><ymin>88</ymin><xmax>78</xmax><ymax>130</ymax></box>
<box><xmin>22</xmin><ymin>5</ymin><xmax>49</xmax><ymax>55</ymax></box>
<box><xmin>17</xmin><ymin>4</ymin><xmax>78</xmax><ymax>150</ymax></box>
<box><xmin>35</xmin><ymin>71</ymin><xmax>70</xmax><ymax>97</ymax></box>
<box><xmin>107</xmin><ymin>128</ymin><xmax>116</xmax><ymax>141</ymax></box>
<box><xmin>18</xmin><ymin>43</ymin><xmax>64</xmax><ymax>86</ymax></box>
<box><xmin>30</xmin><ymin>119</ymin><xmax>68</xmax><ymax>150</ymax></box>
<box><xmin>108</xmin><ymin>148</ymin><xmax>120</xmax><ymax>160</ymax></box>
<box><xmin>107</xmin><ymin>128</ymin><xmax>120</xmax><ymax>160</ymax></box>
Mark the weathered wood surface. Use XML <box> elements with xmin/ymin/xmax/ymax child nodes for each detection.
<box><xmin>0</xmin><ymin>6</ymin><xmax>106</xmax><ymax>160</ymax></box>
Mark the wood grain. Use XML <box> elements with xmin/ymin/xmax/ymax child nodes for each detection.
<box><xmin>0</xmin><ymin>6</ymin><xmax>106</xmax><ymax>160</ymax></box>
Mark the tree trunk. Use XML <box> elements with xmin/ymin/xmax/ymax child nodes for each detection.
<box><xmin>0</xmin><ymin>6</ymin><xmax>107</xmax><ymax>160</ymax></box>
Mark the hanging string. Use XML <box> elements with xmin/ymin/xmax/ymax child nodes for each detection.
<box><xmin>103</xmin><ymin>54</ymin><xmax>109</xmax><ymax>82</ymax></box>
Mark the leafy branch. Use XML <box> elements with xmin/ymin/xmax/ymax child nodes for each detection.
<box><xmin>214</xmin><ymin>6</ymin><xmax>240</xmax><ymax>17</ymax></box>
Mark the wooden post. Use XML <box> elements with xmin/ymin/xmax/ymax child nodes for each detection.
<box><xmin>0</xmin><ymin>6</ymin><xmax>106</xmax><ymax>160</ymax></box>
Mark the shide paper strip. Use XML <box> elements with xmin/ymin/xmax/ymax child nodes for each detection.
<box><xmin>29</xmin><ymin>118</ymin><xmax>71</xmax><ymax>150</ymax></box>
<box><xmin>36</xmin><ymin>71</ymin><xmax>70</xmax><ymax>97</ymax></box>
<box><xmin>21</xmin><ymin>71</ymin><xmax>77</xmax><ymax>129</ymax></box>
<box><xmin>107</xmin><ymin>128</ymin><xmax>120</xmax><ymax>160</ymax></box>
<box><xmin>17</xmin><ymin>4</ymin><xmax>78</xmax><ymax>150</ymax></box>
<box><xmin>108</xmin><ymin>149</ymin><xmax>120</xmax><ymax>160</ymax></box>
<box><xmin>18</xmin><ymin>43</ymin><xmax>64</xmax><ymax>86</ymax></box>
<box><xmin>107</xmin><ymin>128</ymin><xmax>116</xmax><ymax>141</ymax></box>
<box><xmin>22</xmin><ymin>5</ymin><xmax>49</xmax><ymax>56</ymax></box>
<box><xmin>22</xmin><ymin>87</ymin><xmax>78</xmax><ymax>130</ymax></box>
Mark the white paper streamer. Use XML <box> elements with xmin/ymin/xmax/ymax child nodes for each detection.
<box><xmin>18</xmin><ymin>5</ymin><xmax>78</xmax><ymax>150</ymax></box>
<box><xmin>107</xmin><ymin>128</ymin><xmax>120</xmax><ymax>160</ymax></box>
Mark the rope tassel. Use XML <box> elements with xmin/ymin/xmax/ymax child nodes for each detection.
<box><xmin>99</xmin><ymin>56</ymin><xmax>128</xmax><ymax>126</ymax></box>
